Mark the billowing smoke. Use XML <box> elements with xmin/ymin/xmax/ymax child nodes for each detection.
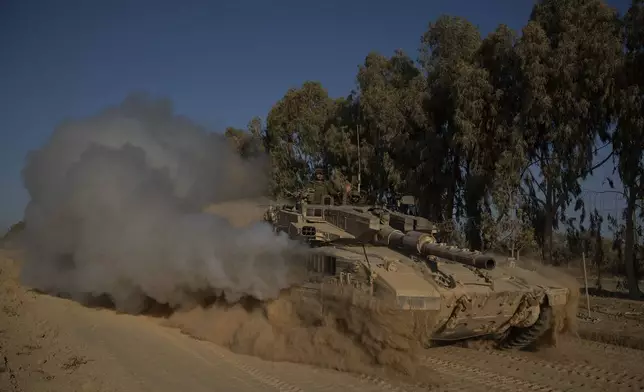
<box><xmin>17</xmin><ymin>94</ymin><xmax>449</xmax><ymax>380</ymax></box>
<box><xmin>20</xmin><ymin>93</ymin><xmax>303</xmax><ymax>312</ymax></box>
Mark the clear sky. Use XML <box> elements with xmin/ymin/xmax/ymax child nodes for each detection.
<box><xmin>0</xmin><ymin>0</ymin><xmax>632</xmax><ymax>232</ymax></box>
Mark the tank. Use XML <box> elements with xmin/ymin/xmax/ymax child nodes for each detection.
<box><xmin>263</xmin><ymin>193</ymin><xmax>570</xmax><ymax>350</ymax></box>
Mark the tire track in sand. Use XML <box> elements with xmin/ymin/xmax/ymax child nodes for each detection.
<box><xmin>423</xmin><ymin>344</ymin><xmax>644</xmax><ymax>392</ymax></box>
<box><xmin>421</xmin><ymin>354</ymin><xmax>561</xmax><ymax>392</ymax></box>
<box><xmin>558</xmin><ymin>337</ymin><xmax>644</xmax><ymax>372</ymax></box>
<box><xmin>451</xmin><ymin>346</ymin><xmax>642</xmax><ymax>391</ymax></box>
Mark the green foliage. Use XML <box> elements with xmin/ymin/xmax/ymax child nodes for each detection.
<box><xmin>263</xmin><ymin>81</ymin><xmax>337</xmax><ymax>197</ymax></box>
<box><xmin>613</xmin><ymin>0</ymin><xmax>644</xmax><ymax>296</ymax></box>
<box><xmin>516</xmin><ymin>0</ymin><xmax>623</xmax><ymax>262</ymax></box>
<box><xmin>224</xmin><ymin>0</ymin><xmax>642</xmax><ymax>294</ymax></box>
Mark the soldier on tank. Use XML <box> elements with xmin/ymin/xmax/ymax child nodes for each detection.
<box><xmin>307</xmin><ymin>167</ymin><xmax>351</xmax><ymax>204</ymax></box>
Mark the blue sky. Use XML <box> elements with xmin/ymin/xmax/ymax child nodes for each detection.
<box><xmin>0</xmin><ymin>0</ymin><xmax>632</xmax><ymax>232</ymax></box>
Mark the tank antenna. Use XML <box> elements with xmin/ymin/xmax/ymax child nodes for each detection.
<box><xmin>356</xmin><ymin>125</ymin><xmax>361</xmax><ymax>194</ymax></box>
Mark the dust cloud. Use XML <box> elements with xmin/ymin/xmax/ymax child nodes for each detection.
<box><xmin>172</xmin><ymin>199</ymin><xmax>438</xmax><ymax>380</ymax></box>
<box><xmin>167</xmin><ymin>285</ymin><xmax>439</xmax><ymax>381</ymax></box>
<box><xmin>19</xmin><ymin>93</ymin><xmax>305</xmax><ymax>312</ymax></box>
<box><xmin>18</xmin><ymin>94</ymin><xmax>433</xmax><ymax>381</ymax></box>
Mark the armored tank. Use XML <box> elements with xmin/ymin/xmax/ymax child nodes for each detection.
<box><xmin>263</xmin><ymin>192</ymin><xmax>570</xmax><ymax>350</ymax></box>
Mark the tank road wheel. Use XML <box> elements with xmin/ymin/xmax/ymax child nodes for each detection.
<box><xmin>498</xmin><ymin>305</ymin><xmax>553</xmax><ymax>350</ymax></box>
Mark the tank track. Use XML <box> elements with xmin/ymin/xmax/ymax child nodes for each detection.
<box><xmin>498</xmin><ymin>305</ymin><xmax>552</xmax><ymax>350</ymax></box>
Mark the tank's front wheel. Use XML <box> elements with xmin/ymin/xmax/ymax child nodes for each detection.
<box><xmin>498</xmin><ymin>305</ymin><xmax>552</xmax><ymax>350</ymax></box>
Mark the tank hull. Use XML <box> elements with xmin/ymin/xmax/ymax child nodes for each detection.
<box><xmin>297</xmin><ymin>244</ymin><xmax>568</xmax><ymax>344</ymax></box>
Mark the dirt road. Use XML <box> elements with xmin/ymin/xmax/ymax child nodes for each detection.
<box><xmin>3</xmin><ymin>250</ymin><xmax>644</xmax><ymax>392</ymax></box>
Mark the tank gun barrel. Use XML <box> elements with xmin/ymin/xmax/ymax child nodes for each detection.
<box><xmin>378</xmin><ymin>227</ymin><xmax>496</xmax><ymax>270</ymax></box>
<box><xmin>419</xmin><ymin>242</ymin><xmax>496</xmax><ymax>269</ymax></box>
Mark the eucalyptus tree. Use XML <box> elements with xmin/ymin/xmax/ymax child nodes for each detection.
<box><xmin>516</xmin><ymin>0</ymin><xmax>622</xmax><ymax>262</ymax></box>
<box><xmin>614</xmin><ymin>0</ymin><xmax>644</xmax><ymax>297</ymax></box>
<box><xmin>354</xmin><ymin>50</ymin><xmax>427</xmax><ymax>203</ymax></box>
<box><xmin>418</xmin><ymin>15</ymin><xmax>482</xmax><ymax>224</ymax></box>
<box><xmin>264</xmin><ymin>81</ymin><xmax>336</xmax><ymax>197</ymax></box>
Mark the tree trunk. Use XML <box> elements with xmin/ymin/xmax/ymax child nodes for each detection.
<box><xmin>542</xmin><ymin>182</ymin><xmax>555</xmax><ymax>264</ymax></box>
<box><xmin>623</xmin><ymin>191</ymin><xmax>641</xmax><ymax>299</ymax></box>
<box><xmin>596</xmin><ymin>222</ymin><xmax>604</xmax><ymax>290</ymax></box>
<box><xmin>464</xmin><ymin>167</ymin><xmax>483</xmax><ymax>251</ymax></box>
<box><xmin>444</xmin><ymin>155</ymin><xmax>459</xmax><ymax>222</ymax></box>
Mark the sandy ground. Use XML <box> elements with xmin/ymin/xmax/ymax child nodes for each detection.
<box><xmin>576</xmin><ymin>293</ymin><xmax>644</xmax><ymax>350</ymax></box>
<box><xmin>3</xmin><ymin>200</ymin><xmax>644</xmax><ymax>391</ymax></box>
<box><xmin>3</xmin><ymin>251</ymin><xmax>644</xmax><ymax>392</ymax></box>
<box><xmin>0</xmin><ymin>248</ymin><xmax>423</xmax><ymax>392</ymax></box>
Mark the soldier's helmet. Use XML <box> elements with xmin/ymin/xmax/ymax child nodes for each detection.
<box><xmin>313</xmin><ymin>167</ymin><xmax>325</xmax><ymax>179</ymax></box>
